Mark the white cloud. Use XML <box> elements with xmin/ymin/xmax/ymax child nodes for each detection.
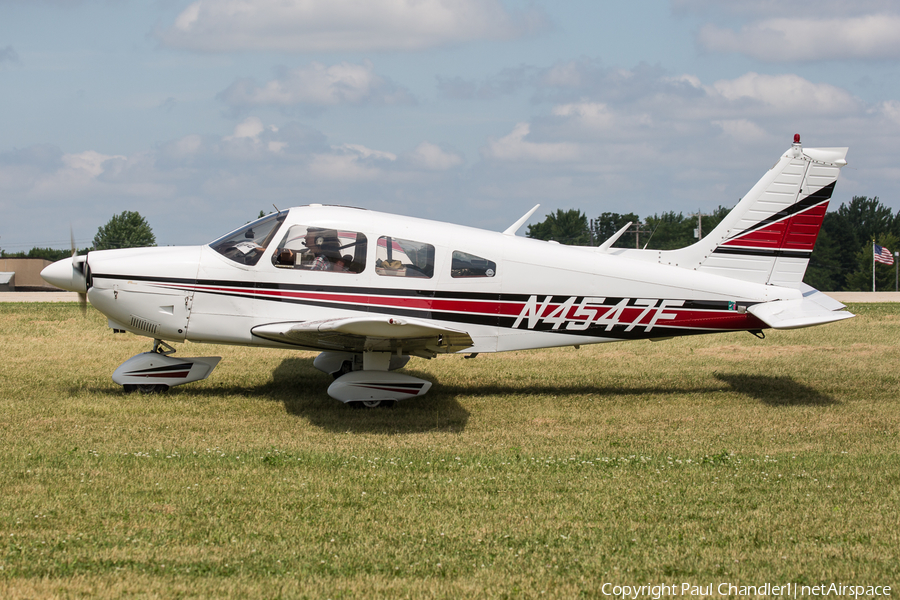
<box><xmin>219</xmin><ymin>62</ymin><xmax>413</xmax><ymax>109</ymax></box>
<box><xmin>408</xmin><ymin>142</ymin><xmax>463</xmax><ymax>170</ymax></box>
<box><xmin>710</xmin><ymin>73</ymin><xmax>860</xmax><ymax>115</ymax></box>
<box><xmin>159</xmin><ymin>0</ymin><xmax>548</xmax><ymax>52</ymax></box>
<box><xmin>482</xmin><ymin>123</ymin><xmax>581</xmax><ymax>163</ymax></box>
<box><xmin>878</xmin><ymin>100</ymin><xmax>900</xmax><ymax>125</ymax></box>
<box><xmin>62</xmin><ymin>151</ymin><xmax>126</xmax><ymax>179</ymax></box>
<box><xmin>552</xmin><ymin>102</ymin><xmax>616</xmax><ymax>129</ymax></box>
<box><xmin>226</xmin><ymin>117</ymin><xmax>267</xmax><ymax>140</ymax></box>
<box><xmin>337</xmin><ymin>144</ymin><xmax>397</xmax><ymax>162</ymax></box>
<box><xmin>698</xmin><ymin>14</ymin><xmax>900</xmax><ymax>61</ymax></box>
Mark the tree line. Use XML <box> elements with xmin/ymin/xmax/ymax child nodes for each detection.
<box><xmin>1</xmin><ymin>211</ymin><xmax>156</xmax><ymax>262</ymax></box>
<box><xmin>526</xmin><ymin>196</ymin><xmax>900</xmax><ymax>291</ymax></box>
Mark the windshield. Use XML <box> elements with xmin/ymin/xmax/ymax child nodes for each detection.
<box><xmin>209</xmin><ymin>211</ymin><xmax>288</xmax><ymax>266</ymax></box>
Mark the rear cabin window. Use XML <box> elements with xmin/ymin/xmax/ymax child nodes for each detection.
<box><xmin>271</xmin><ymin>225</ymin><xmax>367</xmax><ymax>273</ymax></box>
<box><xmin>375</xmin><ymin>236</ymin><xmax>434</xmax><ymax>278</ymax></box>
<box><xmin>451</xmin><ymin>251</ymin><xmax>496</xmax><ymax>278</ymax></box>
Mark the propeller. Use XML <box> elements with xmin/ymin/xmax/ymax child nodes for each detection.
<box><xmin>70</xmin><ymin>226</ymin><xmax>88</xmax><ymax>315</ymax></box>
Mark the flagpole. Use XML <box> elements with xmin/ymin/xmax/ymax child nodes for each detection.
<box><xmin>873</xmin><ymin>241</ymin><xmax>876</xmax><ymax>292</ymax></box>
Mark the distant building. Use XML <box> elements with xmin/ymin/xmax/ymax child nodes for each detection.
<box><xmin>0</xmin><ymin>258</ymin><xmax>54</xmax><ymax>290</ymax></box>
<box><xmin>0</xmin><ymin>272</ymin><xmax>14</xmax><ymax>292</ymax></box>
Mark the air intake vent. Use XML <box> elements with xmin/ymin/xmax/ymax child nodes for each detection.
<box><xmin>130</xmin><ymin>315</ymin><xmax>159</xmax><ymax>335</ymax></box>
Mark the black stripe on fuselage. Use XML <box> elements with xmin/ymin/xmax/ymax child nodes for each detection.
<box><xmin>91</xmin><ymin>272</ymin><xmax>762</xmax><ymax>340</ymax></box>
<box><xmin>711</xmin><ymin>247</ymin><xmax>812</xmax><ymax>259</ymax></box>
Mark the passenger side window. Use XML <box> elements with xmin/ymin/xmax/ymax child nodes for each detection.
<box><xmin>272</xmin><ymin>225</ymin><xmax>367</xmax><ymax>273</ymax></box>
<box><xmin>451</xmin><ymin>251</ymin><xmax>496</xmax><ymax>278</ymax></box>
<box><xmin>375</xmin><ymin>236</ymin><xmax>434</xmax><ymax>278</ymax></box>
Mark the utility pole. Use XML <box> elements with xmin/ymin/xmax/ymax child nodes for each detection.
<box><xmin>629</xmin><ymin>223</ymin><xmax>651</xmax><ymax>249</ymax></box>
<box><xmin>691</xmin><ymin>210</ymin><xmax>710</xmax><ymax>240</ymax></box>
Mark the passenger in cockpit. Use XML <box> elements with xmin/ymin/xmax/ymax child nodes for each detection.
<box><xmin>333</xmin><ymin>254</ymin><xmax>352</xmax><ymax>272</ymax></box>
<box><xmin>303</xmin><ymin>229</ymin><xmax>332</xmax><ymax>271</ymax></box>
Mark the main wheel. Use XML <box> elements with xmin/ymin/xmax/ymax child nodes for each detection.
<box><xmin>355</xmin><ymin>400</ymin><xmax>396</xmax><ymax>409</ymax></box>
<box><xmin>137</xmin><ymin>384</ymin><xmax>169</xmax><ymax>394</ymax></box>
<box><xmin>332</xmin><ymin>360</ymin><xmax>353</xmax><ymax>380</ymax></box>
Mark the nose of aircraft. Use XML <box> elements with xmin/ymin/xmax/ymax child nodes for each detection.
<box><xmin>41</xmin><ymin>256</ymin><xmax>88</xmax><ymax>293</ymax></box>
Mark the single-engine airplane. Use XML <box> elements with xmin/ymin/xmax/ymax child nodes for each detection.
<box><xmin>43</xmin><ymin>135</ymin><xmax>853</xmax><ymax>407</ymax></box>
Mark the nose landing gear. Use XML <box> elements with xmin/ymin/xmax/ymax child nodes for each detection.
<box><xmin>112</xmin><ymin>338</ymin><xmax>221</xmax><ymax>394</ymax></box>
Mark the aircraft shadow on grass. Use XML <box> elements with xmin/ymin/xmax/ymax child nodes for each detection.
<box><xmin>713</xmin><ymin>372</ymin><xmax>838</xmax><ymax>406</ymax></box>
<box><xmin>77</xmin><ymin>360</ymin><xmax>836</xmax><ymax>434</ymax></box>
<box><xmin>256</xmin><ymin>356</ymin><xmax>472</xmax><ymax>435</ymax></box>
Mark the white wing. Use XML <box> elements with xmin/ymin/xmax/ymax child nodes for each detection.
<box><xmin>251</xmin><ymin>315</ymin><xmax>473</xmax><ymax>357</ymax></box>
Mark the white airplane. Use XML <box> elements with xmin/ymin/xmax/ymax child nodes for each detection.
<box><xmin>42</xmin><ymin>136</ymin><xmax>853</xmax><ymax>407</ymax></box>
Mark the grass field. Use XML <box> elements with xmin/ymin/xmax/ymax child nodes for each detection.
<box><xmin>0</xmin><ymin>302</ymin><xmax>898</xmax><ymax>598</ymax></box>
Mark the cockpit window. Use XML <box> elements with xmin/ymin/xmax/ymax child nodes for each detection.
<box><xmin>375</xmin><ymin>236</ymin><xmax>434</xmax><ymax>278</ymax></box>
<box><xmin>209</xmin><ymin>211</ymin><xmax>287</xmax><ymax>266</ymax></box>
<box><xmin>272</xmin><ymin>225</ymin><xmax>367</xmax><ymax>273</ymax></box>
<box><xmin>451</xmin><ymin>251</ymin><xmax>496</xmax><ymax>278</ymax></box>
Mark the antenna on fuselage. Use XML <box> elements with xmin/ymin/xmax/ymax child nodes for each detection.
<box><xmin>597</xmin><ymin>221</ymin><xmax>633</xmax><ymax>253</ymax></box>
<box><xmin>503</xmin><ymin>204</ymin><xmax>541</xmax><ymax>236</ymax></box>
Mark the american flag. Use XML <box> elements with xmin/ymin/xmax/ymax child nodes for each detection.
<box><xmin>874</xmin><ymin>243</ymin><xmax>894</xmax><ymax>265</ymax></box>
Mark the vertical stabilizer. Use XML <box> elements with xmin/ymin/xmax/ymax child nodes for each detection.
<box><xmin>665</xmin><ymin>136</ymin><xmax>847</xmax><ymax>286</ymax></box>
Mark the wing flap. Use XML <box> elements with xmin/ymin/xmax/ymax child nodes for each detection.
<box><xmin>251</xmin><ymin>316</ymin><xmax>474</xmax><ymax>355</ymax></box>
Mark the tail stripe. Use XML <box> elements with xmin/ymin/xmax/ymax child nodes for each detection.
<box><xmin>722</xmin><ymin>182</ymin><xmax>834</xmax><ymax>250</ymax></box>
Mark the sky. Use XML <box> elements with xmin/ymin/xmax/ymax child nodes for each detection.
<box><xmin>2</xmin><ymin>0</ymin><xmax>900</xmax><ymax>251</ymax></box>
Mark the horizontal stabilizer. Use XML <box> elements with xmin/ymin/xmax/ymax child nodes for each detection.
<box><xmin>798</xmin><ymin>282</ymin><xmax>846</xmax><ymax>311</ymax></box>
<box><xmin>747</xmin><ymin>298</ymin><xmax>854</xmax><ymax>330</ymax></box>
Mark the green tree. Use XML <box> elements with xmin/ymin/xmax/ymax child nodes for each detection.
<box><xmin>639</xmin><ymin>206</ymin><xmax>729</xmax><ymax>250</ymax></box>
<box><xmin>836</xmin><ymin>196</ymin><xmax>895</xmax><ymax>248</ymax></box>
<box><xmin>642</xmin><ymin>211</ymin><xmax>692</xmax><ymax>250</ymax></box>
<box><xmin>806</xmin><ymin>197</ymin><xmax>899</xmax><ymax>291</ymax></box>
<box><xmin>0</xmin><ymin>247</ymin><xmax>88</xmax><ymax>260</ymax></box>
<box><xmin>93</xmin><ymin>211</ymin><xmax>156</xmax><ymax>250</ymax></box>
<box><xmin>803</xmin><ymin>226</ymin><xmax>843</xmax><ymax>291</ymax></box>
<box><xmin>527</xmin><ymin>209</ymin><xmax>591</xmax><ymax>245</ymax></box>
<box><xmin>590</xmin><ymin>212</ymin><xmax>640</xmax><ymax>248</ymax></box>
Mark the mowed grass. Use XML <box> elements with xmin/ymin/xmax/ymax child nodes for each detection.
<box><xmin>0</xmin><ymin>302</ymin><xmax>898</xmax><ymax>598</ymax></box>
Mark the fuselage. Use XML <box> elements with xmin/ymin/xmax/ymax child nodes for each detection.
<box><xmin>65</xmin><ymin>204</ymin><xmax>793</xmax><ymax>355</ymax></box>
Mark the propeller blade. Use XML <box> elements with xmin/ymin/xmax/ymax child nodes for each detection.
<box><xmin>71</xmin><ymin>224</ymin><xmax>88</xmax><ymax>315</ymax></box>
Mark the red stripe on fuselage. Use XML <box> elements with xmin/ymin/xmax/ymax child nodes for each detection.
<box><xmin>150</xmin><ymin>282</ymin><xmax>765</xmax><ymax>332</ymax></box>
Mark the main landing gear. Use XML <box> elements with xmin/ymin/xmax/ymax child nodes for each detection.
<box><xmin>313</xmin><ymin>351</ymin><xmax>431</xmax><ymax>408</ymax></box>
<box><xmin>112</xmin><ymin>339</ymin><xmax>221</xmax><ymax>395</ymax></box>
